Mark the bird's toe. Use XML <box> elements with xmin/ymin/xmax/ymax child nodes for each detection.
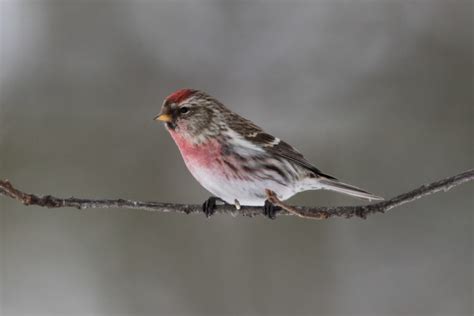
<box><xmin>202</xmin><ymin>197</ymin><xmax>218</xmax><ymax>218</ymax></box>
<box><xmin>263</xmin><ymin>200</ymin><xmax>279</xmax><ymax>220</ymax></box>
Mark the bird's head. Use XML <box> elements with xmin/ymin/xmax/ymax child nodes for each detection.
<box><xmin>154</xmin><ymin>89</ymin><xmax>224</xmax><ymax>142</ymax></box>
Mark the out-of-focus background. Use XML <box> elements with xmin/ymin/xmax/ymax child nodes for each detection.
<box><xmin>0</xmin><ymin>1</ymin><xmax>472</xmax><ymax>315</ymax></box>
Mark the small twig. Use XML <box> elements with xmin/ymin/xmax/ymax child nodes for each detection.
<box><xmin>265</xmin><ymin>188</ymin><xmax>327</xmax><ymax>219</ymax></box>
<box><xmin>0</xmin><ymin>169</ymin><xmax>472</xmax><ymax>219</ymax></box>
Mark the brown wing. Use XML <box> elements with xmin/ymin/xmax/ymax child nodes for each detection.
<box><xmin>225</xmin><ymin>112</ymin><xmax>336</xmax><ymax>179</ymax></box>
<box><xmin>258</xmin><ymin>133</ymin><xmax>336</xmax><ymax>179</ymax></box>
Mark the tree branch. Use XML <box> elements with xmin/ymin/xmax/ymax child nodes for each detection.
<box><xmin>0</xmin><ymin>169</ymin><xmax>472</xmax><ymax>219</ymax></box>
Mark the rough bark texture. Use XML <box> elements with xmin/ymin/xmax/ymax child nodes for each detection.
<box><xmin>0</xmin><ymin>169</ymin><xmax>472</xmax><ymax>219</ymax></box>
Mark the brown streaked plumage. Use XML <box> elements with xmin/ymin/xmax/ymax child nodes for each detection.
<box><xmin>154</xmin><ymin>89</ymin><xmax>383</xmax><ymax>218</ymax></box>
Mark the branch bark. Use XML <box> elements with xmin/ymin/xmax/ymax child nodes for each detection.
<box><xmin>1</xmin><ymin>169</ymin><xmax>472</xmax><ymax>219</ymax></box>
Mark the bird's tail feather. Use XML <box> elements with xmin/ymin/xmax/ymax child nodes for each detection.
<box><xmin>318</xmin><ymin>178</ymin><xmax>384</xmax><ymax>201</ymax></box>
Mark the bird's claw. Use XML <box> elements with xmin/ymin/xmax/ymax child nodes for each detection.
<box><xmin>263</xmin><ymin>199</ymin><xmax>279</xmax><ymax>220</ymax></box>
<box><xmin>202</xmin><ymin>196</ymin><xmax>224</xmax><ymax>218</ymax></box>
<box><xmin>202</xmin><ymin>197</ymin><xmax>218</xmax><ymax>217</ymax></box>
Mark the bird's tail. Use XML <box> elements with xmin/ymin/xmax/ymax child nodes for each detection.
<box><xmin>318</xmin><ymin>177</ymin><xmax>384</xmax><ymax>201</ymax></box>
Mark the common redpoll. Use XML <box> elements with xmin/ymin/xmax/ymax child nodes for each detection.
<box><xmin>154</xmin><ymin>89</ymin><xmax>383</xmax><ymax>218</ymax></box>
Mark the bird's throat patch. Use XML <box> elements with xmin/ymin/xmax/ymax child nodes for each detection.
<box><xmin>166</xmin><ymin>122</ymin><xmax>177</xmax><ymax>130</ymax></box>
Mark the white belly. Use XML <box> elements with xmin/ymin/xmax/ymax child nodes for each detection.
<box><xmin>185</xmin><ymin>162</ymin><xmax>299</xmax><ymax>206</ymax></box>
<box><xmin>168</xmin><ymin>128</ymin><xmax>305</xmax><ymax>206</ymax></box>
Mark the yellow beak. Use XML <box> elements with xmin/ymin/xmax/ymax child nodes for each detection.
<box><xmin>154</xmin><ymin>113</ymin><xmax>172</xmax><ymax>122</ymax></box>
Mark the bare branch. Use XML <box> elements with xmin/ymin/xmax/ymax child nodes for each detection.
<box><xmin>0</xmin><ymin>169</ymin><xmax>472</xmax><ymax>219</ymax></box>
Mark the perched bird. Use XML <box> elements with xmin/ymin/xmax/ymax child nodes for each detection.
<box><xmin>154</xmin><ymin>89</ymin><xmax>383</xmax><ymax>218</ymax></box>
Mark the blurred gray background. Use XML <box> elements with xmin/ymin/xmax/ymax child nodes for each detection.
<box><xmin>0</xmin><ymin>1</ymin><xmax>472</xmax><ymax>315</ymax></box>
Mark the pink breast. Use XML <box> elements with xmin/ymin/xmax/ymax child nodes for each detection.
<box><xmin>169</xmin><ymin>131</ymin><xmax>221</xmax><ymax>168</ymax></box>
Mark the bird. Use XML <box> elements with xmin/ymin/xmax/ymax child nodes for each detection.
<box><xmin>154</xmin><ymin>89</ymin><xmax>383</xmax><ymax>219</ymax></box>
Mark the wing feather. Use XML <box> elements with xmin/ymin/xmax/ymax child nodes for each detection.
<box><xmin>225</xmin><ymin>113</ymin><xmax>336</xmax><ymax>179</ymax></box>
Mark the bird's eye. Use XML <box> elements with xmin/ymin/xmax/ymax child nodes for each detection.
<box><xmin>179</xmin><ymin>107</ymin><xmax>189</xmax><ymax>114</ymax></box>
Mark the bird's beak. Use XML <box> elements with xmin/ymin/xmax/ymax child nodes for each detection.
<box><xmin>153</xmin><ymin>113</ymin><xmax>173</xmax><ymax>122</ymax></box>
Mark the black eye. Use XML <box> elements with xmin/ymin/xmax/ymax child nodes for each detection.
<box><xmin>179</xmin><ymin>107</ymin><xmax>189</xmax><ymax>114</ymax></box>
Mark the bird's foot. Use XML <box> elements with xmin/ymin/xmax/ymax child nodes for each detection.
<box><xmin>202</xmin><ymin>196</ymin><xmax>226</xmax><ymax>218</ymax></box>
<box><xmin>264</xmin><ymin>189</ymin><xmax>309</xmax><ymax>219</ymax></box>
<box><xmin>263</xmin><ymin>199</ymin><xmax>279</xmax><ymax>219</ymax></box>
